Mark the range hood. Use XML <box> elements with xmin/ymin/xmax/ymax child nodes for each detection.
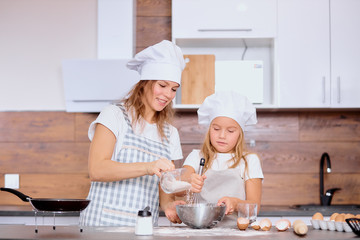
<box><xmin>62</xmin><ymin>59</ymin><xmax>139</xmax><ymax>112</ymax></box>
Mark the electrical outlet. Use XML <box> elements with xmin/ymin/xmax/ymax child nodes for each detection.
<box><xmin>4</xmin><ymin>174</ymin><xmax>20</xmax><ymax>189</ymax></box>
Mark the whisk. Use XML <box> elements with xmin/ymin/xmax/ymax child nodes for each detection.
<box><xmin>193</xmin><ymin>158</ymin><xmax>205</xmax><ymax>204</ymax></box>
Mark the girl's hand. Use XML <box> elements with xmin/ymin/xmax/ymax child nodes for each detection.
<box><xmin>190</xmin><ymin>173</ymin><xmax>207</xmax><ymax>193</ymax></box>
<box><xmin>217</xmin><ymin>197</ymin><xmax>238</xmax><ymax>215</ymax></box>
<box><xmin>147</xmin><ymin>158</ymin><xmax>175</xmax><ymax>177</ymax></box>
<box><xmin>163</xmin><ymin>200</ymin><xmax>186</xmax><ymax>224</ymax></box>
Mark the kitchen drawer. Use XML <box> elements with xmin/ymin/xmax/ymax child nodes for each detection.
<box><xmin>172</xmin><ymin>0</ymin><xmax>277</xmax><ymax>39</ymax></box>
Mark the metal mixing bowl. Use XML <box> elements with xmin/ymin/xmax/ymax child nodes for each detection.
<box><xmin>176</xmin><ymin>203</ymin><xmax>226</xmax><ymax>229</ymax></box>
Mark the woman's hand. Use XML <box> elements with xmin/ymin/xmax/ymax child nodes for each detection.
<box><xmin>147</xmin><ymin>158</ymin><xmax>175</xmax><ymax>177</ymax></box>
<box><xmin>190</xmin><ymin>173</ymin><xmax>207</xmax><ymax>193</ymax></box>
<box><xmin>217</xmin><ymin>197</ymin><xmax>239</xmax><ymax>215</ymax></box>
<box><xmin>163</xmin><ymin>200</ymin><xmax>186</xmax><ymax>224</ymax></box>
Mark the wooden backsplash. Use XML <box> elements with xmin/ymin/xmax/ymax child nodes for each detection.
<box><xmin>0</xmin><ymin>0</ymin><xmax>359</xmax><ymax>207</ymax></box>
<box><xmin>0</xmin><ymin>111</ymin><xmax>359</xmax><ymax>206</ymax></box>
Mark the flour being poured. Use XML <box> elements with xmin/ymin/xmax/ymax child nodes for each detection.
<box><xmin>161</xmin><ymin>176</ymin><xmax>191</xmax><ymax>193</ymax></box>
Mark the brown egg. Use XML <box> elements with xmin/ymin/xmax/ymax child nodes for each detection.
<box><xmin>250</xmin><ymin>221</ymin><xmax>261</xmax><ymax>230</ymax></box>
<box><xmin>335</xmin><ymin>213</ymin><xmax>345</xmax><ymax>222</ymax></box>
<box><xmin>344</xmin><ymin>213</ymin><xmax>355</xmax><ymax>220</ymax></box>
<box><xmin>330</xmin><ymin>212</ymin><xmax>339</xmax><ymax>221</ymax></box>
<box><xmin>260</xmin><ymin>218</ymin><xmax>272</xmax><ymax>231</ymax></box>
<box><xmin>237</xmin><ymin>217</ymin><xmax>249</xmax><ymax>230</ymax></box>
<box><xmin>312</xmin><ymin>212</ymin><xmax>324</xmax><ymax>220</ymax></box>
<box><xmin>275</xmin><ymin>219</ymin><xmax>290</xmax><ymax>231</ymax></box>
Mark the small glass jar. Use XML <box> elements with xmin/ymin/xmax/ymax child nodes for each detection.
<box><xmin>135</xmin><ymin>206</ymin><xmax>153</xmax><ymax>235</ymax></box>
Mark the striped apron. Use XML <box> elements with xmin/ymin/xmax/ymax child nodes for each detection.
<box><xmin>80</xmin><ymin>104</ymin><xmax>171</xmax><ymax>226</ymax></box>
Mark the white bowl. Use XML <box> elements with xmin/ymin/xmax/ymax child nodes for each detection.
<box><xmin>335</xmin><ymin>221</ymin><xmax>344</xmax><ymax>231</ymax></box>
<box><xmin>327</xmin><ymin>220</ymin><xmax>336</xmax><ymax>231</ymax></box>
<box><xmin>311</xmin><ymin>219</ymin><xmax>320</xmax><ymax>229</ymax></box>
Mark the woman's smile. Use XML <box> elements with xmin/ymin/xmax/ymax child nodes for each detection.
<box><xmin>142</xmin><ymin>80</ymin><xmax>178</xmax><ymax>116</ymax></box>
<box><xmin>156</xmin><ymin>97</ymin><xmax>169</xmax><ymax>107</ymax></box>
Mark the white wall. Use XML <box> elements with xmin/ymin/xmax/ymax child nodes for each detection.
<box><xmin>0</xmin><ymin>0</ymin><xmax>97</xmax><ymax>111</ymax></box>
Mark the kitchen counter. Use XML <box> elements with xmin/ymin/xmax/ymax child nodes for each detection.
<box><xmin>1</xmin><ymin>205</ymin><xmax>359</xmax><ymax>217</ymax></box>
<box><xmin>0</xmin><ymin>224</ymin><xmax>358</xmax><ymax>240</ymax></box>
<box><xmin>1</xmin><ymin>205</ymin><xmax>359</xmax><ymax>227</ymax></box>
<box><xmin>0</xmin><ymin>206</ymin><xmax>359</xmax><ymax>239</ymax></box>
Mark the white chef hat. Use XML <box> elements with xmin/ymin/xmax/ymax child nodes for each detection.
<box><xmin>126</xmin><ymin>40</ymin><xmax>185</xmax><ymax>85</ymax></box>
<box><xmin>197</xmin><ymin>91</ymin><xmax>257</xmax><ymax>130</ymax></box>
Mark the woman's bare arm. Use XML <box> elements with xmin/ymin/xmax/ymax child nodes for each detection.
<box><xmin>88</xmin><ymin>123</ymin><xmax>174</xmax><ymax>182</ymax></box>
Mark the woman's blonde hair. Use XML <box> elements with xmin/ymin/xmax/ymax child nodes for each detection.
<box><xmin>122</xmin><ymin>80</ymin><xmax>174</xmax><ymax>140</ymax></box>
<box><xmin>201</xmin><ymin>126</ymin><xmax>250</xmax><ymax>177</ymax></box>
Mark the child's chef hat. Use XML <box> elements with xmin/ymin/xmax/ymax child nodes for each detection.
<box><xmin>127</xmin><ymin>40</ymin><xmax>185</xmax><ymax>85</ymax></box>
<box><xmin>198</xmin><ymin>91</ymin><xmax>257</xmax><ymax>130</ymax></box>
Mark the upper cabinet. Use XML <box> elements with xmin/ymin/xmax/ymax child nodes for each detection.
<box><xmin>277</xmin><ymin>0</ymin><xmax>330</xmax><ymax>107</ymax></box>
<box><xmin>172</xmin><ymin>0</ymin><xmax>278</xmax><ymax>109</ymax></box>
<box><xmin>277</xmin><ymin>0</ymin><xmax>360</xmax><ymax>108</ymax></box>
<box><xmin>172</xmin><ymin>0</ymin><xmax>277</xmax><ymax>39</ymax></box>
<box><xmin>330</xmin><ymin>0</ymin><xmax>360</xmax><ymax>108</ymax></box>
<box><xmin>62</xmin><ymin>0</ymin><xmax>137</xmax><ymax>112</ymax></box>
<box><xmin>97</xmin><ymin>0</ymin><xmax>135</xmax><ymax>59</ymax></box>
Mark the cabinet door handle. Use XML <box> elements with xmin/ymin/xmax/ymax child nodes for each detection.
<box><xmin>322</xmin><ymin>77</ymin><xmax>326</xmax><ymax>103</ymax></box>
<box><xmin>198</xmin><ymin>28</ymin><xmax>252</xmax><ymax>32</ymax></box>
<box><xmin>337</xmin><ymin>77</ymin><xmax>341</xmax><ymax>103</ymax></box>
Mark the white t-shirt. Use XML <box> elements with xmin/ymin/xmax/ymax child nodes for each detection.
<box><xmin>183</xmin><ymin>149</ymin><xmax>263</xmax><ymax>181</ymax></box>
<box><xmin>88</xmin><ymin>104</ymin><xmax>183</xmax><ymax>161</ymax></box>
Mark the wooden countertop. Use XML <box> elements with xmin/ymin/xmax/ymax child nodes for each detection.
<box><xmin>0</xmin><ymin>225</ymin><xmax>357</xmax><ymax>240</ymax></box>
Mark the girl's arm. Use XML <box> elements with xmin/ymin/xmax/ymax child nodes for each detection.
<box><xmin>217</xmin><ymin>178</ymin><xmax>262</xmax><ymax>215</ymax></box>
<box><xmin>244</xmin><ymin>178</ymin><xmax>262</xmax><ymax>211</ymax></box>
<box><xmin>88</xmin><ymin>123</ymin><xmax>175</xmax><ymax>182</ymax></box>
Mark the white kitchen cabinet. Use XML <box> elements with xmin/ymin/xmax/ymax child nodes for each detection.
<box><xmin>97</xmin><ymin>0</ymin><xmax>135</xmax><ymax>59</ymax></box>
<box><xmin>277</xmin><ymin>0</ymin><xmax>331</xmax><ymax>107</ymax></box>
<box><xmin>330</xmin><ymin>0</ymin><xmax>360</xmax><ymax>108</ymax></box>
<box><xmin>172</xmin><ymin>0</ymin><xmax>277</xmax><ymax>39</ymax></box>
<box><xmin>277</xmin><ymin>0</ymin><xmax>360</xmax><ymax>108</ymax></box>
<box><xmin>172</xmin><ymin>0</ymin><xmax>277</xmax><ymax>109</ymax></box>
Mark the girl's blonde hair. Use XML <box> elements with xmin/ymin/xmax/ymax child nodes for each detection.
<box><xmin>122</xmin><ymin>80</ymin><xmax>174</xmax><ymax>140</ymax></box>
<box><xmin>201</xmin><ymin>126</ymin><xmax>250</xmax><ymax>177</ymax></box>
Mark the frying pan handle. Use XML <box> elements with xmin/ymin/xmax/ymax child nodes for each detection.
<box><xmin>0</xmin><ymin>188</ymin><xmax>31</xmax><ymax>202</ymax></box>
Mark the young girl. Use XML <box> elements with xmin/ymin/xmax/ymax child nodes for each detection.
<box><xmin>183</xmin><ymin>91</ymin><xmax>263</xmax><ymax>226</ymax></box>
<box><xmin>80</xmin><ymin>40</ymin><xmax>185</xmax><ymax>226</ymax></box>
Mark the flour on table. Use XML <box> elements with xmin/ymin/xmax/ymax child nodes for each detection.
<box><xmin>155</xmin><ymin>226</ymin><xmax>270</xmax><ymax>236</ymax></box>
<box><xmin>94</xmin><ymin>226</ymin><xmax>271</xmax><ymax>237</ymax></box>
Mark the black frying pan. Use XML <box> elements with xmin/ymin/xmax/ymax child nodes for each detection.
<box><xmin>1</xmin><ymin>188</ymin><xmax>90</xmax><ymax>212</ymax></box>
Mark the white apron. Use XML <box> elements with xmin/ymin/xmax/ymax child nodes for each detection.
<box><xmin>199</xmin><ymin>168</ymin><xmax>245</xmax><ymax>228</ymax></box>
<box><xmin>80</xmin><ymin>104</ymin><xmax>171</xmax><ymax>226</ymax></box>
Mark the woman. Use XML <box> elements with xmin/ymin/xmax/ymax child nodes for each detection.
<box><xmin>80</xmin><ymin>40</ymin><xmax>185</xmax><ymax>226</ymax></box>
